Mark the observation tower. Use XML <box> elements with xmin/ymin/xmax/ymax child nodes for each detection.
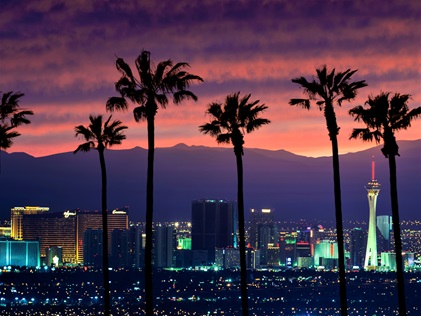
<box><xmin>364</xmin><ymin>157</ymin><xmax>381</xmax><ymax>270</ymax></box>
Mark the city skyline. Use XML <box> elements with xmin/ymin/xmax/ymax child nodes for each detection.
<box><xmin>1</xmin><ymin>0</ymin><xmax>420</xmax><ymax>158</ymax></box>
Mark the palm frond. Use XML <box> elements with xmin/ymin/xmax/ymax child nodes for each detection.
<box><xmin>133</xmin><ymin>106</ymin><xmax>148</xmax><ymax>122</ymax></box>
<box><xmin>349</xmin><ymin>128</ymin><xmax>374</xmax><ymax>141</ymax></box>
<box><xmin>0</xmin><ymin>124</ymin><xmax>20</xmax><ymax>150</ymax></box>
<box><xmin>246</xmin><ymin>118</ymin><xmax>270</xmax><ymax>133</ymax></box>
<box><xmin>199</xmin><ymin>122</ymin><xmax>221</xmax><ymax>136</ymax></box>
<box><xmin>74</xmin><ymin>141</ymin><xmax>95</xmax><ymax>153</ymax></box>
<box><xmin>155</xmin><ymin>59</ymin><xmax>173</xmax><ymax>84</ymax></box>
<box><xmin>106</xmin><ymin>97</ymin><xmax>128</xmax><ymax>112</ymax></box>
<box><xmin>11</xmin><ymin>110</ymin><xmax>34</xmax><ymax>126</ymax></box>
<box><xmin>316</xmin><ymin>67</ymin><xmax>328</xmax><ymax>86</ymax></box>
<box><xmin>289</xmin><ymin>98</ymin><xmax>310</xmax><ymax>109</ymax></box>
<box><xmin>116</xmin><ymin>77</ymin><xmax>135</xmax><ymax>93</ymax></box>
<box><xmin>74</xmin><ymin>124</ymin><xmax>94</xmax><ymax>141</ymax></box>
<box><xmin>116</xmin><ymin>58</ymin><xmax>135</xmax><ymax>83</ymax></box>
<box><xmin>173</xmin><ymin>90</ymin><xmax>198</xmax><ymax>104</ymax></box>
<box><xmin>216</xmin><ymin>133</ymin><xmax>232</xmax><ymax>144</ymax></box>
<box><xmin>136</xmin><ymin>54</ymin><xmax>153</xmax><ymax>87</ymax></box>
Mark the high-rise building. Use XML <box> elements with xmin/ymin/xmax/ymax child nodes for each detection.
<box><xmin>0</xmin><ymin>237</ymin><xmax>40</xmax><ymax>267</ymax></box>
<box><xmin>249</xmin><ymin>208</ymin><xmax>274</xmax><ymax>249</ymax></box>
<box><xmin>249</xmin><ymin>208</ymin><xmax>277</xmax><ymax>265</ymax></box>
<box><xmin>83</xmin><ymin>228</ymin><xmax>103</xmax><ymax>267</ymax></box>
<box><xmin>191</xmin><ymin>199</ymin><xmax>237</xmax><ymax>264</ymax></box>
<box><xmin>314</xmin><ymin>240</ymin><xmax>338</xmax><ymax>268</ymax></box>
<box><xmin>279</xmin><ymin>232</ymin><xmax>297</xmax><ymax>267</ymax></box>
<box><xmin>377</xmin><ymin>215</ymin><xmax>392</xmax><ymax>252</ymax></box>
<box><xmin>76</xmin><ymin>209</ymin><xmax>129</xmax><ymax>263</ymax></box>
<box><xmin>11</xmin><ymin>206</ymin><xmax>49</xmax><ymax>240</ymax></box>
<box><xmin>258</xmin><ymin>223</ymin><xmax>278</xmax><ymax>265</ymax></box>
<box><xmin>364</xmin><ymin>158</ymin><xmax>381</xmax><ymax>269</ymax></box>
<box><xmin>350</xmin><ymin>228</ymin><xmax>366</xmax><ymax>268</ymax></box>
<box><xmin>22</xmin><ymin>210</ymin><xmax>77</xmax><ymax>263</ymax></box>
<box><xmin>154</xmin><ymin>224</ymin><xmax>176</xmax><ymax>268</ymax></box>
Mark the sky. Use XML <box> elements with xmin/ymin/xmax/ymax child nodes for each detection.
<box><xmin>1</xmin><ymin>0</ymin><xmax>420</xmax><ymax>158</ymax></box>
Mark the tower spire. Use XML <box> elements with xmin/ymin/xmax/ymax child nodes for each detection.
<box><xmin>372</xmin><ymin>156</ymin><xmax>375</xmax><ymax>181</ymax></box>
<box><xmin>364</xmin><ymin>157</ymin><xmax>381</xmax><ymax>270</ymax></box>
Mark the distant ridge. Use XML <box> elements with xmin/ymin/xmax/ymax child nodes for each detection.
<box><xmin>1</xmin><ymin>140</ymin><xmax>420</xmax><ymax>222</ymax></box>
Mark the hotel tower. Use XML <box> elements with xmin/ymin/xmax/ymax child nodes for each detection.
<box><xmin>364</xmin><ymin>158</ymin><xmax>381</xmax><ymax>270</ymax></box>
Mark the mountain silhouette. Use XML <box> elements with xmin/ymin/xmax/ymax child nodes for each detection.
<box><xmin>1</xmin><ymin>140</ymin><xmax>420</xmax><ymax>222</ymax></box>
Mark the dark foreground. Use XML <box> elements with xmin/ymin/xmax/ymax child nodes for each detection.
<box><xmin>0</xmin><ymin>268</ymin><xmax>420</xmax><ymax>315</ymax></box>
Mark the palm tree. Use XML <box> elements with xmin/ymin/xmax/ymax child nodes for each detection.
<box><xmin>106</xmin><ymin>50</ymin><xmax>203</xmax><ymax>315</ymax></box>
<box><xmin>290</xmin><ymin>66</ymin><xmax>367</xmax><ymax>316</ymax></box>
<box><xmin>74</xmin><ymin>114</ymin><xmax>127</xmax><ymax>316</ymax></box>
<box><xmin>349</xmin><ymin>92</ymin><xmax>421</xmax><ymax>316</ymax></box>
<box><xmin>0</xmin><ymin>91</ymin><xmax>33</xmax><ymax>172</ymax></box>
<box><xmin>199</xmin><ymin>92</ymin><xmax>270</xmax><ymax>316</ymax></box>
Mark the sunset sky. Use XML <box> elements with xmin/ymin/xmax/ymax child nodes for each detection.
<box><xmin>1</xmin><ymin>0</ymin><xmax>420</xmax><ymax>158</ymax></box>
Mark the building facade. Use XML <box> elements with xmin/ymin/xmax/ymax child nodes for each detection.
<box><xmin>0</xmin><ymin>237</ymin><xmax>40</xmax><ymax>267</ymax></box>
<box><xmin>191</xmin><ymin>199</ymin><xmax>237</xmax><ymax>264</ymax></box>
<box><xmin>11</xmin><ymin>206</ymin><xmax>49</xmax><ymax>240</ymax></box>
<box><xmin>22</xmin><ymin>210</ymin><xmax>77</xmax><ymax>263</ymax></box>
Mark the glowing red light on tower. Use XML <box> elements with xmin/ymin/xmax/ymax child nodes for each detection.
<box><xmin>372</xmin><ymin>156</ymin><xmax>375</xmax><ymax>180</ymax></box>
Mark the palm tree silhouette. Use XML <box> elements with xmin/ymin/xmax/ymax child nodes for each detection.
<box><xmin>74</xmin><ymin>114</ymin><xmax>127</xmax><ymax>316</ymax></box>
<box><xmin>0</xmin><ymin>91</ymin><xmax>33</xmax><ymax>172</ymax></box>
<box><xmin>199</xmin><ymin>92</ymin><xmax>270</xmax><ymax>316</ymax></box>
<box><xmin>290</xmin><ymin>66</ymin><xmax>367</xmax><ymax>316</ymax></box>
<box><xmin>106</xmin><ymin>50</ymin><xmax>203</xmax><ymax>315</ymax></box>
<box><xmin>349</xmin><ymin>92</ymin><xmax>421</xmax><ymax>316</ymax></box>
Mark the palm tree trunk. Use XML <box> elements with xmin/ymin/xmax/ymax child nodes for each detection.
<box><xmin>99</xmin><ymin>149</ymin><xmax>111</xmax><ymax>316</ymax></box>
<box><xmin>388</xmin><ymin>154</ymin><xmax>406</xmax><ymax>315</ymax></box>
<box><xmin>235</xmin><ymin>150</ymin><xmax>249</xmax><ymax>316</ymax></box>
<box><xmin>330</xmin><ymin>135</ymin><xmax>348</xmax><ymax>316</ymax></box>
<box><xmin>145</xmin><ymin>115</ymin><xmax>155</xmax><ymax>316</ymax></box>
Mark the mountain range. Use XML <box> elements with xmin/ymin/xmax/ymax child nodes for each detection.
<box><xmin>1</xmin><ymin>140</ymin><xmax>420</xmax><ymax>223</ymax></box>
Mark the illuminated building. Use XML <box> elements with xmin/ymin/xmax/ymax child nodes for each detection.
<box><xmin>215</xmin><ymin>247</ymin><xmax>240</xmax><ymax>269</ymax></box>
<box><xmin>266</xmin><ymin>243</ymin><xmax>280</xmax><ymax>267</ymax></box>
<box><xmin>46</xmin><ymin>246</ymin><xmax>63</xmax><ymax>266</ymax></box>
<box><xmin>258</xmin><ymin>222</ymin><xmax>278</xmax><ymax>265</ymax></box>
<box><xmin>0</xmin><ymin>226</ymin><xmax>11</xmax><ymax>237</ymax></box>
<box><xmin>154</xmin><ymin>224</ymin><xmax>176</xmax><ymax>268</ymax></box>
<box><xmin>280</xmin><ymin>232</ymin><xmax>297</xmax><ymax>267</ymax></box>
<box><xmin>296</xmin><ymin>227</ymin><xmax>311</xmax><ymax>258</ymax></box>
<box><xmin>249</xmin><ymin>208</ymin><xmax>274</xmax><ymax>249</ymax></box>
<box><xmin>0</xmin><ymin>237</ymin><xmax>40</xmax><ymax>267</ymax></box>
<box><xmin>22</xmin><ymin>210</ymin><xmax>77</xmax><ymax>263</ymax></box>
<box><xmin>377</xmin><ymin>215</ymin><xmax>392</xmax><ymax>252</ymax></box>
<box><xmin>11</xmin><ymin>206</ymin><xmax>49</xmax><ymax>240</ymax></box>
<box><xmin>248</xmin><ymin>208</ymin><xmax>277</xmax><ymax>265</ymax></box>
<box><xmin>349</xmin><ymin>228</ymin><xmax>366</xmax><ymax>268</ymax></box>
<box><xmin>364</xmin><ymin>158</ymin><xmax>381</xmax><ymax>270</ymax></box>
<box><xmin>178</xmin><ymin>237</ymin><xmax>192</xmax><ymax>250</ymax></box>
<box><xmin>297</xmin><ymin>256</ymin><xmax>313</xmax><ymax>268</ymax></box>
<box><xmin>76</xmin><ymin>209</ymin><xmax>129</xmax><ymax>263</ymax></box>
<box><xmin>314</xmin><ymin>240</ymin><xmax>338</xmax><ymax>269</ymax></box>
<box><xmin>191</xmin><ymin>199</ymin><xmax>237</xmax><ymax>264</ymax></box>
<box><xmin>246</xmin><ymin>248</ymin><xmax>260</xmax><ymax>269</ymax></box>
<box><xmin>381</xmin><ymin>252</ymin><xmax>415</xmax><ymax>271</ymax></box>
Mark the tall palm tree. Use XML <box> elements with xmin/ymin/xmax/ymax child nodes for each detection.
<box><xmin>74</xmin><ymin>114</ymin><xmax>127</xmax><ymax>316</ymax></box>
<box><xmin>349</xmin><ymin>92</ymin><xmax>421</xmax><ymax>316</ymax></box>
<box><xmin>0</xmin><ymin>91</ymin><xmax>33</xmax><ymax>172</ymax></box>
<box><xmin>199</xmin><ymin>92</ymin><xmax>270</xmax><ymax>316</ymax></box>
<box><xmin>106</xmin><ymin>50</ymin><xmax>203</xmax><ymax>315</ymax></box>
<box><xmin>290</xmin><ymin>66</ymin><xmax>367</xmax><ymax>316</ymax></box>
